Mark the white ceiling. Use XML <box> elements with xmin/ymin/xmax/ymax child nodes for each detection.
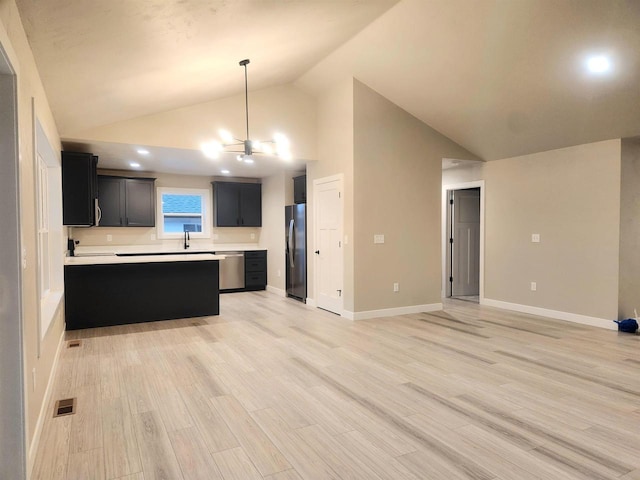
<box><xmin>16</xmin><ymin>0</ymin><xmax>640</xmax><ymax>174</ymax></box>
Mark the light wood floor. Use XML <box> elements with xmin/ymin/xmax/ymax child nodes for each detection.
<box><xmin>32</xmin><ymin>292</ymin><xmax>640</xmax><ymax>480</ymax></box>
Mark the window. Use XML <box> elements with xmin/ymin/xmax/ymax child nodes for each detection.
<box><xmin>35</xmin><ymin>120</ymin><xmax>64</xmax><ymax>340</ymax></box>
<box><xmin>156</xmin><ymin>187</ymin><xmax>211</xmax><ymax>239</ymax></box>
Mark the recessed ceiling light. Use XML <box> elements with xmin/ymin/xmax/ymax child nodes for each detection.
<box><xmin>221</xmin><ymin>169</ymin><xmax>230</xmax><ymax>174</ymax></box>
<box><xmin>136</xmin><ymin>149</ymin><xmax>150</xmax><ymax>155</ymax></box>
<box><xmin>129</xmin><ymin>162</ymin><xmax>141</xmax><ymax>168</ymax></box>
<box><xmin>586</xmin><ymin>55</ymin><xmax>611</xmax><ymax>74</ymax></box>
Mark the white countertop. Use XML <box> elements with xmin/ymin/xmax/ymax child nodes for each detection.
<box><xmin>73</xmin><ymin>243</ymin><xmax>265</xmax><ymax>256</ymax></box>
<box><xmin>65</xmin><ymin>253</ymin><xmax>226</xmax><ymax>266</ymax></box>
<box><xmin>66</xmin><ymin>243</ymin><xmax>265</xmax><ymax>266</ymax></box>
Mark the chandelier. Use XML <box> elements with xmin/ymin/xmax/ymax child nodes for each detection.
<box><xmin>201</xmin><ymin>59</ymin><xmax>292</xmax><ymax>164</ymax></box>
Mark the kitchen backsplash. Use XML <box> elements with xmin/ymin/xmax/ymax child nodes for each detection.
<box><xmin>71</xmin><ymin>226</ymin><xmax>261</xmax><ymax>247</ymax></box>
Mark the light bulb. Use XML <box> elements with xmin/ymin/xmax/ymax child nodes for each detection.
<box><xmin>244</xmin><ymin>158</ymin><xmax>254</xmax><ymax>164</ymax></box>
<box><xmin>136</xmin><ymin>149</ymin><xmax>149</xmax><ymax>156</ymax></box>
<box><xmin>274</xmin><ymin>133</ymin><xmax>290</xmax><ymax>150</ymax></box>
<box><xmin>237</xmin><ymin>154</ymin><xmax>243</xmax><ymax>162</ymax></box>
<box><xmin>201</xmin><ymin>141</ymin><xmax>221</xmax><ymax>159</ymax></box>
<box><xmin>587</xmin><ymin>55</ymin><xmax>611</xmax><ymax>74</ymax></box>
<box><xmin>219</xmin><ymin>129</ymin><xmax>234</xmax><ymax>144</ymax></box>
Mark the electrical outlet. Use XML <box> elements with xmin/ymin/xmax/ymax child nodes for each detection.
<box><xmin>530</xmin><ymin>282</ymin><xmax>537</xmax><ymax>291</ymax></box>
<box><xmin>250</xmin><ymin>233</ymin><xmax>255</xmax><ymax>240</ymax></box>
<box><xmin>374</xmin><ymin>234</ymin><xmax>385</xmax><ymax>244</ymax></box>
<box><xmin>107</xmin><ymin>234</ymin><xmax>112</xmax><ymax>242</ymax></box>
<box><xmin>531</xmin><ymin>233</ymin><xmax>540</xmax><ymax>243</ymax></box>
<box><xmin>393</xmin><ymin>282</ymin><xmax>399</xmax><ymax>292</ymax></box>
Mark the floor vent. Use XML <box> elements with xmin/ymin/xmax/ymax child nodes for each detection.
<box><xmin>67</xmin><ymin>340</ymin><xmax>82</xmax><ymax>348</ymax></box>
<box><xmin>53</xmin><ymin>398</ymin><xmax>76</xmax><ymax>418</ymax></box>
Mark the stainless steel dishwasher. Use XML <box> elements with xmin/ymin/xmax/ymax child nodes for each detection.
<box><xmin>217</xmin><ymin>251</ymin><xmax>245</xmax><ymax>290</ymax></box>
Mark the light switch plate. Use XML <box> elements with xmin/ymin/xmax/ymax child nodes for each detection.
<box><xmin>374</xmin><ymin>234</ymin><xmax>385</xmax><ymax>244</ymax></box>
<box><xmin>531</xmin><ymin>233</ymin><xmax>540</xmax><ymax>243</ymax></box>
<box><xmin>531</xmin><ymin>281</ymin><xmax>537</xmax><ymax>291</ymax></box>
<box><xmin>106</xmin><ymin>234</ymin><xmax>112</xmax><ymax>242</ymax></box>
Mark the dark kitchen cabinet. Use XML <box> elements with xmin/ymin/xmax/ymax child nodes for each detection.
<box><xmin>62</xmin><ymin>151</ymin><xmax>98</xmax><ymax>226</ymax></box>
<box><xmin>97</xmin><ymin>176</ymin><xmax>156</xmax><ymax>227</ymax></box>
<box><xmin>244</xmin><ymin>250</ymin><xmax>267</xmax><ymax>290</ymax></box>
<box><xmin>213</xmin><ymin>182</ymin><xmax>262</xmax><ymax>227</ymax></box>
<box><xmin>293</xmin><ymin>174</ymin><xmax>306</xmax><ymax>204</ymax></box>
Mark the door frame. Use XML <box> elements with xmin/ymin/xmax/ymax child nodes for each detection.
<box><xmin>442</xmin><ymin>180</ymin><xmax>485</xmax><ymax>301</ymax></box>
<box><xmin>0</xmin><ymin>38</ymin><xmax>27</xmax><ymax>479</ymax></box>
<box><xmin>312</xmin><ymin>173</ymin><xmax>344</xmax><ymax>315</ymax></box>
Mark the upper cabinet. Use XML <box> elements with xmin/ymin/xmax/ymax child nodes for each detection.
<box><xmin>97</xmin><ymin>176</ymin><xmax>156</xmax><ymax>227</ymax></box>
<box><xmin>212</xmin><ymin>182</ymin><xmax>262</xmax><ymax>227</ymax></box>
<box><xmin>293</xmin><ymin>174</ymin><xmax>306</xmax><ymax>204</ymax></box>
<box><xmin>62</xmin><ymin>151</ymin><xmax>98</xmax><ymax>226</ymax></box>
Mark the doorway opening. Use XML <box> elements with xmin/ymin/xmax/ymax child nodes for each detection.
<box><xmin>442</xmin><ymin>181</ymin><xmax>484</xmax><ymax>303</ymax></box>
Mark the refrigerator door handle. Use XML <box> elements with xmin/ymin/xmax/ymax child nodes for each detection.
<box><xmin>288</xmin><ymin>219</ymin><xmax>295</xmax><ymax>267</ymax></box>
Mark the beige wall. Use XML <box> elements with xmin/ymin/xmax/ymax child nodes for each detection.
<box><xmin>73</xmin><ymin>170</ymin><xmax>261</xmax><ymax>247</ymax></box>
<box><xmin>618</xmin><ymin>138</ymin><xmax>640</xmax><ymax>319</ymax></box>
<box><xmin>259</xmin><ymin>170</ymin><xmax>304</xmax><ymax>292</ymax></box>
<box><xmin>260</xmin><ymin>171</ymin><xmax>286</xmax><ymax>291</ymax></box>
<box><xmin>0</xmin><ymin>0</ymin><xmax>64</xmax><ymax>467</ymax></box>
<box><xmin>483</xmin><ymin>140</ymin><xmax>621</xmax><ymax>319</ymax></box>
<box><xmin>353</xmin><ymin>81</ymin><xmax>477</xmax><ymax>312</ymax></box>
<box><xmin>306</xmin><ymin>77</ymin><xmax>354</xmax><ymax>307</ymax></box>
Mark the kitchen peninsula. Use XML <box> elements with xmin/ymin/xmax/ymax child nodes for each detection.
<box><xmin>64</xmin><ymin>252</ymin><xmax>225</xmax><ymax>330</ymax></box>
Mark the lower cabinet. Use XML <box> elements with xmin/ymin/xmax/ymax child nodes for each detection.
<box><xmin>244</xmin><ymin>250</ymin><xmax>267</xmax><ymax>290</ymax></box>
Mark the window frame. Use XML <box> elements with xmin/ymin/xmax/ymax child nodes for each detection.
<box><xmin>35</xmin><ymin>119</ymin><xmax>64</xmax><ymax>343</ymax></box>
<box><xmin>156</xmin><ymin>186</ymin><xmax>211</xmax><ymax>239</ymax></box>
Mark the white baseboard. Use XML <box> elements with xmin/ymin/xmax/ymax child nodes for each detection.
<box><xmin>28</xmin><ymin>328</ymin><xmax>65</xmax><ymax>476</ymax></box>
<box><xmin>266</xmin><ymin>285</ymin><xmax>286</xmax><ymax>297</ymax></box>
<box><xmin>306</xmin><ymin>298</ymin><xmax>316</xmax><ymax>308</ymax></box>
<box><xmin>343</xmin><ymin>303</ymin><xmax>443</xmax><ymax>321</ymax></box>
<box><xmin>481</xmin><ymin>298</ymin><xmax>616</xmax><ymax>330</ymax></box>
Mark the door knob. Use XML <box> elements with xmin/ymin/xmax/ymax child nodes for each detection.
<box><xmin>315</xmin><ymin>250</ymin><xmax>320</xmax><ymax>254</ymax></box>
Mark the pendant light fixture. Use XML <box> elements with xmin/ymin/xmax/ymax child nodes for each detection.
<box><xmin>201</xmin><ymin>59</ymin><xmax>292</xmax><ymax>163</ymax></box>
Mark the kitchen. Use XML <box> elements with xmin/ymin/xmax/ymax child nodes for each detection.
<box><xmin>62</xmin><ymin>146</ymin><xmax>308</xmax><ymax>330</ymax></box>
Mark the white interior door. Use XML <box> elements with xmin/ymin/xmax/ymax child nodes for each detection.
<box><xmin>314</xmin><ymin>176</ymin><xmax>343</xmax><ymax>314</ymax></box>
<box><xmin>451</xmin><ymin>188</ymin><xmax>480</xmax><ymax>297</ymax></box>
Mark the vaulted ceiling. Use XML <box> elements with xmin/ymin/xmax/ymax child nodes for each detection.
<box><xmin>16</xmin><ymin>0</ymin><xmax>640</xmax><ymax>166</ymax></box>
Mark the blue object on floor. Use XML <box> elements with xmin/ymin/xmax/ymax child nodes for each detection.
<box><xmin>614</xmin><ymin>319</ymin><xmax>638</xmax><ymax>333</ymax></box>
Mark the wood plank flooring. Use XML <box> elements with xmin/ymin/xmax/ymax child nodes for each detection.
<box><xmin>32</xmin><ymin>293</ymin><xmax>640</xmax><ymax>480</ymax></box>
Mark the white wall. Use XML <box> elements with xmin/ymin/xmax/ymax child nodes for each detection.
<box><xmin>0</xmin><ymin>2</ymin><xmax>64</xmax><ymax>475</ymax></box>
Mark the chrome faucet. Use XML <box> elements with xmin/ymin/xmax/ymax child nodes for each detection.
<box><xmin>184</xmin><ymin>230</ymin><xmax>190</xmax><ymax>249</ymax></box>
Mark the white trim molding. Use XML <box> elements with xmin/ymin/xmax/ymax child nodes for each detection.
<box><xmin>266</xmin><ymin>285</ymin><xmax>286</xmax><ymax>297</ymax></box>
<box><xmin>27</xmin><ymin>328</ymin><xmax>65</xmax><ymax>476</ymax></box>
<box><xmin>482</xmin><ymin>298</ymin><xmax>616</xmax><ymax>330</ymax></box>
<box><xmin>306</xmin><ymin>298</ymin><xmax>317</xmax><ymax>307</ymax></box>
<box><xmin>343</xmin><ymin>303</ymin><xmax>443</xmax><ymax>321</ymax></box>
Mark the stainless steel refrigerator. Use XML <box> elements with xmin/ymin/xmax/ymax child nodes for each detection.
<box><xmin>285</xmin><ymin>204</ymin><xmax>306</xmax><ymax>302</ymax></box>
